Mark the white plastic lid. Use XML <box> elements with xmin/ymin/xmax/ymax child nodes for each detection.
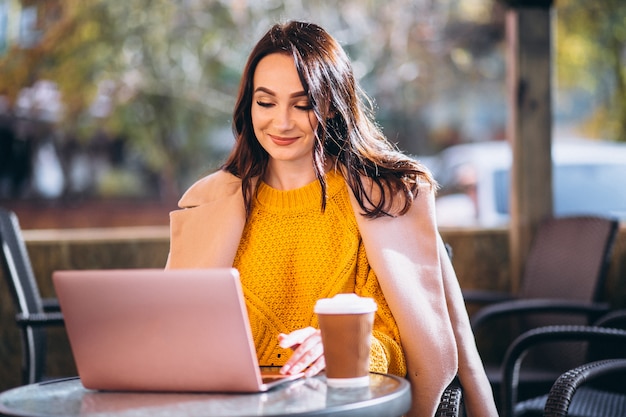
<box><xmin>314</xmin><ymin>293</ymin><xmax>377</xmax><ymax>314</ymax></box>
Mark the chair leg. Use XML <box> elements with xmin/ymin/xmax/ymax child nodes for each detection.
<box><xmin>20</xmin><ymin>326</ymin><xmax>45</xmax><ymax>385</ymax></box>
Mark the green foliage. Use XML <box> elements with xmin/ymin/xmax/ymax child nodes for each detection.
<box><xmin>0</xmin><ymin>1</ymin><xmax>507</xmax><ymax>200</ymax></box>
<box><xmin>555</xmin><ymin>0</ymin><xmax>626</xmax><ymax>141</ymax></box>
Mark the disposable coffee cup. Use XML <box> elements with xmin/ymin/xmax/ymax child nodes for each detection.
<box><xmin>314</xmin><ymin>293</ymin><xmax>377</xmax><ymax>387</ymax></box>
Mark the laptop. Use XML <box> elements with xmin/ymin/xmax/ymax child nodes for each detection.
<box><xmin>52</xmin><ymin>268</ymin><xmax>304</xmax><ymax>393</ymax></box>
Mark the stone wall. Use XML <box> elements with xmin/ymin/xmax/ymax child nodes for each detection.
<box><xmin>1</xmin><ymin>225</ymin><xmax>624</xmax><ymax>391</ymax></box>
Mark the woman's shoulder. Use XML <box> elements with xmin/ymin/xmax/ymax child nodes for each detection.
<box><xmin>178</xmin><ymin>169</ymin><xmax>243</xmax><ymax>208</ymax></box>
<box><xmin>350</xmin><ymin>172</ymin><xmax>435</xmax><ymax>216</ymax></box>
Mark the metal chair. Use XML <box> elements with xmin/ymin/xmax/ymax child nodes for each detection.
<box><xmin>500</xmin><ymin>309</ymin><xmax>626</xmax><ymax>417</ymax></box>
<box><xmin>465</xmin><ymin>215</ymin><xmax>620</xmax><ymax>408</ymax></box>
<box><xmin>0</xmin><ymin>207</ymin><xmax>64</xmax><ymax>385</ymax></box>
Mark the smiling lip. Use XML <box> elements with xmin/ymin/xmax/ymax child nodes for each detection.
<box><xmin>269</xmin><ymin>134</ymin><xmax>299</xmax><ymax>146</ymax></box>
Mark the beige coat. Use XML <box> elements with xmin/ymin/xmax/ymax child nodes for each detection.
<box><xmin>166</xmin><ymin>170</ymin><xmax>498</xmax><ymax>417</ymax></box>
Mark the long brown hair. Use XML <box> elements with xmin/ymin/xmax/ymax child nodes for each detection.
<box><xmin>222</xmin><ymin>21</ymin><xmax>435</xmax><ymax>218</ymax></box>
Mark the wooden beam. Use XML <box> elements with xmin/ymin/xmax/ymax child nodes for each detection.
<box><xmin>505</xmin><ymin>6</ymin><xmax>553</xmax><ymax>292</ymax></box>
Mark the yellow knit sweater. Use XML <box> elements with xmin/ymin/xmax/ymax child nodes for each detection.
<box><xmin>233</xmin><ymin>170</ymin><xmax>406</xmax><ymax>376</ymax></box>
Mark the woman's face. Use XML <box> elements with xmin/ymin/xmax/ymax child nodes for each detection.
<box><xmin>251</xmin><ymin>53</ymin><xmax>318</xmax><ymax>168</ymax></box>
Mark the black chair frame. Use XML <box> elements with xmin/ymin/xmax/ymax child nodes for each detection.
<box><xmin>501</xmin><ymin>324</ymin><xmax>626</xmax><ymax>417</ymax></box>
<box><xmin>543</xmin><ymin>358</ymin><xmax>626</xmax><ymax>417</ymax></box>
<box><xmin>0</xmin><ymin>207</ymin><xmax>64</xmax><ymax>385</ymax></box>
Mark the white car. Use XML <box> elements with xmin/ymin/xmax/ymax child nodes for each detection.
<box><xmin>429</xmin><ymin>139</ymin><xmax>626</xmax><ymax>227</ymax></box>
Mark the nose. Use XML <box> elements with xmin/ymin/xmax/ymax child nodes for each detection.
<box><xmin>273</xmin><ymin>106</ymin><xmax>294</xmax><ymax>131</ymax></box>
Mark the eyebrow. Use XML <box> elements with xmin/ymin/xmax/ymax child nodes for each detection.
<box><xmin>254</xmin><ymin>87</ymin><xmax>308</xmax><ymax>99</ymax></box>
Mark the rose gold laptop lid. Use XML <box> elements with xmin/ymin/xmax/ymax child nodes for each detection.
<box><xmin>53</xmin><ymin>268</ymin><xmax>302</xmax><ymax>392</ymax></box>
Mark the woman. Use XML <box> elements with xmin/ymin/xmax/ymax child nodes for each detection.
<box><xmin>166</xmin><ymin>21</ymin><xmax>497</xmax><ymax>417</ymax></box>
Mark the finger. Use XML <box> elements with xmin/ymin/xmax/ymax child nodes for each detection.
<box><xmin>282</xmin><ymin>343</ymin><xmax>323</xmax><ymax>376</ymax></box>
<box><xmin>278</xmin><ymin>327</ymin><xmax>317</xmax><ymax>349</ymax></box>
<box><xmin>281</xmin><ymin>330</ymin><xmax>323</xmax><ymax>375</ymax></box>
<box><xmin>286</xmin><ymin>329</ymin><xmax>322</xmax><ymax>364</ymax></box>
<box><xmin>304</xmin><ymin>356</ymin><xmax>326</xmax><ymax>378</ymax></box>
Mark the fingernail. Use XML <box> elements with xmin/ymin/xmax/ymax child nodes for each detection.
<box><xmin>290</xmin><ymin>365</ymin><xmax>302</xmax><ymax>374</ymax></box>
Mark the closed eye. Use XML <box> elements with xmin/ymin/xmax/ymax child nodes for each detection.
<box><xmin>256</xmin><ymin>101</ymin><xmax>274</xmax><ymax>108</ymax></box>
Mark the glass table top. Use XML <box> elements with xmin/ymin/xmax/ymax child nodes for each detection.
<box><xmin>0</xmin><ymin>373</ymin><xmax>410</xmax><ymax>417</ymax></box>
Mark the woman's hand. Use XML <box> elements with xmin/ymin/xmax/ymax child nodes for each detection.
<box><xmin>278</xmin><ymin>327</ymin><xmax>325</xmax><ymax>378</ymax></box>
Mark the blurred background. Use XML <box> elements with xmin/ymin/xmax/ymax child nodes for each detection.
<box><xmin>0</xmin><ymin>0</ymin><xmax>624</xmax><ymax>228</ymax></box>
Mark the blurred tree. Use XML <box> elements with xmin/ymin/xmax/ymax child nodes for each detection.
<box><xmin>0</xmin><ymin>0</ymin><xmax>507</xmax><ymax>201</ymax></box>
<box><xmin>0</xmin><ymin>0</ymin><xmax>243</xmax><ymax>199</ymax></box>
<box><xmin>555</xmin><ymin>0</ymin><xmax>626</xmax><ymax>142</ymax></box>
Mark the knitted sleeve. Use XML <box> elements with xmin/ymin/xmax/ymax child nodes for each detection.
<box><xmin>370</xmin><ymin>330</ymin><xmax>407</xmax><ymax>376</ymax></box>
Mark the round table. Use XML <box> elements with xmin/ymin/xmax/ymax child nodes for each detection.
<box><xmin>0</xmin><ymin>373</ymin><xmax>411</xmax><ymax>417</ymax></box>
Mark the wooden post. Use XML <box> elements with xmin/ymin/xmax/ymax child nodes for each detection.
<box><xmin>504</xmin><ymin>1</ymin><xmax>553</xmax><ymax>293</ymax></box>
